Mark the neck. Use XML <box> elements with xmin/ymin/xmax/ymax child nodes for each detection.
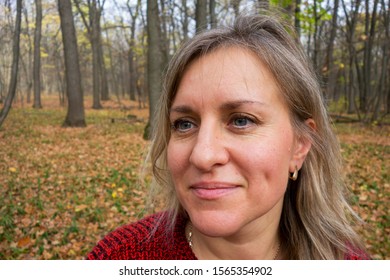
<box><xmin>187</xmin><ymin>221</ymin><xmax>281</xmax><ymax>260</ymax></box>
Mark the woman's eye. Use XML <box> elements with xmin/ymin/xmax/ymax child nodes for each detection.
<box><xmin>172</xmin><ymin>120</ymin><xmax>195</xmax><ymax>132</ymax></box>
<box><xmin>231</xmin><ymin>116</ymin><xmax>255</xmax><ymax>128</ymax></box>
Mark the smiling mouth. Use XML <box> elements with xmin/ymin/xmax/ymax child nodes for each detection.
<box><xmin>190</xmin><ymin>183</ymin><xmax>239</xmax><ymax>200</ymax></box>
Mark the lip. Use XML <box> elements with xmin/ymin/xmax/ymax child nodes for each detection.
<box><xmin>190</xmin><ymin>182</ymin><xmax>240</xmax><ymax>200</ymax></box>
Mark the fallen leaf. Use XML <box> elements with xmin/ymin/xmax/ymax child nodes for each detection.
<box><xmin>75</xmin><ymin>204</ymin><xmax>88</xmax><ymax>212</ymax></box>
<box><xmin>9</xmin><ymin>167</ymin><xmax>17</xmax><ymax>173</ymax></box>
<box><xmin>112</xmin><ymin>191</ymin><xmax>117</xmax><ymax>199</ymax></box>
<box><xmin>17</xmin><ymin>237</ymin><xmax>31</xmax><ymax>248</ymax></box>
<box><xmin>21</xmin><ymin>217</ymin><xmax>32</xmax><ymax>227</ymax></box>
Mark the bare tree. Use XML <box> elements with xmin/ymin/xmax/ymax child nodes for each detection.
<box><xmin>146</xmin><ymin>0</ymin><xmax>163</xmax><ymax>138</ymax></box>
<box><xmin>361</xmin><ymin>0</ymin><xmax>379</xmax><ymax>113</ymax></box>
<box><xmin>181</xmin><ymin>0</ymin><xmax>189</xmax><ymax>41</ymax></box>
<box><xmin>74</xmin><ymin>0</ymin><xmax>106</xmax><ymax>109</ymax></box>
<box><xmin>195</xmin><ymin>0</ymin><xmax>207</xmax><ymax>32</ymax></box>
<box><xmin>58</xmin><ymin>0</ymin><xmax>86</xmax><ymax>127</ymax></box>
<box><xmin>372</xmin><ymin>0</ymin><xmax>389</xmax><ymax>120</ymax></box>
<box><xmin>257</xmin><ymin>0</ymin><xmax>269</xmax><ymax>10</ymax></box>
<box><xmin>97</xmin><ymin>16</ymin><xmax>109</xmax><ymax>101</ymax></box>
<box><xmin>22</xmin><ymin>4</ymin><xmax>33</xmax><ymax>104</ymax></box>
<box><xmin>33</xmin><ymin>0</ymin><xmax>43</xmax><ymax>108</ymax></box>
<box><xmin>325</xmin><ymin>0</ymin><xmax>340</xmax><ymax>100</ymax></box>
<box><xmin>381</xmin><ymin>0</ymin><xmax>390</xmax><ymax>115</ymax></box>
<box><xmin>341</xmin><ymin>0</ymin><xmax>362</xmax><ymax>114</ymax></box>
<box><xmin>209</xmin><ymin>0</ymin><xmax>216</xmax><ymax>28</ymax></box>
<box><xmin>232</xmin><ymin>0</ymin><xmax>241</xmax><ymax>18</ymax></box>
<box><xmin>126</xmin><ymin>0</ymin><xmax>141</xmax><ymax>101</ymax></box>
<box><xmin>0</xmin><ymin>0</ymin><xmax>22</xmax><ymax>128</ymax></box>
<box><xmin>295</xmin><ymin>0</ymin><xmax>301</xmax><ymax>37</ymax></box>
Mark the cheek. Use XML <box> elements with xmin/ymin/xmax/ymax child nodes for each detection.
<box><xmin>166</xmin><ymin>143</ymin><xmax>176</xmax><ymax>172</ymax></box>
<box><xmin>167</xmin><ymin>141</ymin><xmax>186</xmax><ymax>176</ymax></box>
<box><xmin>241</xmin><ymin>138</ymin><xmax>293</xmax><ymax>181</ymax></box>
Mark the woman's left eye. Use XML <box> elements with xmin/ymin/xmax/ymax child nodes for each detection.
<box><xmin>231</xmin><ymin>115</ymin><xmax>255</xmax><ymax>128</ymax></box>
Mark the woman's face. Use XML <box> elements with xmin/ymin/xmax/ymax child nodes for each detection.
<box><xmin>167</xmin><ymin>47</ymin><xmax>310</xmax><ymax>238</ymax></box>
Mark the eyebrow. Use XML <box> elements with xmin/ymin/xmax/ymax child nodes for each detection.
<box><xmin>170</xmin><ymin>100</ymin><xmax>266</xmax><ymax>114</ymax></box>
<box><xmin>220</xmin><ymin>100</ymin><xmax>266</xmax><ymax>111</ymax></box>
<box><xmin>169</xmin><ymin>100</ymin><xmax>265</xmax><ymax>111</ymax></box>
<box><xmin>169</xmin><ymin>105</ymin><xmax>194</xmax><ymax>114</ymax></box>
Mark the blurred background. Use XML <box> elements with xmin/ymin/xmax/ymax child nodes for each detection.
<box><xmin>0</xmin><ymin>0</ymin><xmax>388</xmax><ymax>259</ymax></box>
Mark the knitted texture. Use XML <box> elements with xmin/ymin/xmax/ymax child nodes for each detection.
<box><xmin>87</xmin><ymin>212</ymin><xmax>196</xmax><ymax>260</ymax></box>
<box><xmin>87</xmin><ymin>212</ymin><xmax>368</xmax><ymax>260</ymax></box>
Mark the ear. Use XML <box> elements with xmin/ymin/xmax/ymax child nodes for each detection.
<box><xmin>289</xmin><ymin>119</ymin><xmax>316</xmax><ymax>173</ymax></box>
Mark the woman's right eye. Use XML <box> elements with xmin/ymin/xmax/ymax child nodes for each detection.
<box><xmin>171</xmin><ymin>119</ymin><xmax>195</xmax><ymax>132</ymax></box>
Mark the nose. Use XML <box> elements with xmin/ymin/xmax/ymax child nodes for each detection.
<box><xmin>189</xmin><ymin>123</ymin><xmax>229</xmax><ymax>172</ymax></box>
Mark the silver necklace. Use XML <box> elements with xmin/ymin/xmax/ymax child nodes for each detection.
<box><xmin>187</xmin><ymin>222</ymin><xmax>281</xmax><ymax>260</ymax></box>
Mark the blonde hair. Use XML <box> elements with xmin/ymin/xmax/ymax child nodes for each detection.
<box><xmin>147</xmin><ymin>13</ymin><xmax>365</xmax><ymax>259</ymax></box>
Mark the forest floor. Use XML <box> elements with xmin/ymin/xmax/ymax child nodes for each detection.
<box><xmin>0</xmin><ymin>96</ymin><xmax>389</xmax><ymax>259</ymax></box>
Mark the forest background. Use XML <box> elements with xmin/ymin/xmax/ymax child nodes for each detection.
<box><xmin>0</xmin><ymin>0</ymin><xmax>388</xmax><ymax>259</ymax></box>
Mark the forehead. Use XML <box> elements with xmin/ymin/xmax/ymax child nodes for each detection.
<box><xmin>183</xmin><ymin>46</ymin><xmax>268</xmax><ymax>82</ymax></box>
<box><xmin>172</xmin><ymin>46</ymin><xmax>285</xmax><ymax>108</ymax></box>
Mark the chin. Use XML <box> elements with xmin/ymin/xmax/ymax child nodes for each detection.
<box><xmin>188</xmin><ymin>209</ymin><xmax>244</xmax><ymax>237</ymax></box>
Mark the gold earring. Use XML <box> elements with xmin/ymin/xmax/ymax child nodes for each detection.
<box><xmin>289</xmin><ymin>166</ymin><xmax>298</xmax><ymax>181</ymax></box>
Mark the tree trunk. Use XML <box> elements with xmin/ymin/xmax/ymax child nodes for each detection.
<box><xmin>74</xmin><ymin>0</ymin><xmax>103</xmax><ymax>109</ymax></box>
<box><xmin>312</xmin><ymin>0</ymin><xmax>319</xmax><ymax>69</ymax></box>
<box><xmin>209</xmin><ymin>0</ymin><xmax>216</xmax><ymax>28</ymax></box>
<box><xmin>372</xmin><ymin>45</ymin><xmax>387</xmax><ymax>121</ymax></box>
<box><xmin>0</xmin><ymin>74</ymin><xmax>4</xmax><ymax>103</ymax></box>
<box><xmin>232</xmin><ymin>0</ymin><xmax>241</xmax><ymax>18</ymax></box>
<box><xmin>91</xmin><ymin>1</ymin><xmax>103</xmax><ymax>108</ymax></box>
<box><xmin>195</xmin><ymin>0</ymin><xmax>208</xmax><ymax>33</ymax></box>
<box><xmin>382</xmin><ymin>0</ymin><xmax>390</xmax><ymax>114</ymax></box>
<box><xmin>361</xmin><ymin>0</ymin><xmax>379</xmax><ymax>113</ymax></box>
<box><xmin>257</xmin><ymin>0</ymin><xmax>269</xmax><ymax>10</ymax></box>
<box><xmin>127</xmin><ymin>0</ymin><xmax>141</xmax><ymax>101</ymax></box>
<box><xmin>342</xmin><ymin>0</ymin><xmax>361</xmax><ymax>114</ymax></box>
<box><xmin>58</xmin><ymin>0</ymin><xmax>86</xmax><ymax>127</ymax></box>
<box><xmin>0</xmin><ymin>0</ymin><xmax>22</xmax><ymax>128</ymax></box>
<box><xmin>98</xmin><ymin>44</ymin><xmax>109</xmax><ymax>102</ymax></box>
<box><xmin>33</xmin><ymin>0</ymin><xmax>43</xmax><ymax>109</ymax></box>
<box><xmin>91</xmin><ymin>38</ymin><xmax>101</xmax><ymax>108</ymax></box>
<box><xmin>146</xmin><ymin>0</ymin><xmax>163</xmax><ymax>139</ymax></box>
<box><xmin>127</xmin><ymin>49</ymin><xmax>136</xmax><ymax>100</ymax></box>
<box><xmin>103</xmin><ymin>18</ymin><xmax>120</xmax><ymax>103</ymax></box>
<box><xmin>325</xmin><ymin>0</ymin><xmax>340</xmax><ymax>100</ymax></box>
<box><xmin>159</xmin><ymin>0</ymin><xmax>170</xmax><ymax>68</ymax></box>
<box><xmin>387</xmin><ymin>88</ymin><xmax>390</xmax><ymax>115</ymax></box>
<box><xmin>295</xmin><ymin>0</ymin><xmax>301</xmax><ymax>37</ymax></box>
<box><xmin>98</xmin><ymin>19</ymin><xmax>109</xmax><ymax>101</ymax></box>
<box><xmin>373</xmin><ymin>0</ymin><xmax>389</xmax><ymax>121</ymax></box>
<box><xmin>22</xmin><ymin>4</ymin><xmax>33</xmax><ymax>104</ymax></box>
<box><xmin>55</xmin><ymin>54</ymin><xmax>66</xmax><ymax>107</ymax></box>
<box><xmin>182</xmin><ymin>0</ymin><xmax>189</xmax><ymax>41</ymax></box>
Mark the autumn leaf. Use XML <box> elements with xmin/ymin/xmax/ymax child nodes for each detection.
<box><xmin>75</xmin><ymin>205</ymin><xmax>88</xmax><ymax>212</ymax></box>
<box><xmin>112</xmin><ymin>191</ymin><xmax>117</xmax><ymax>199</ymax></box>
<box><xmin>17</xmin><ymin>237</ymin><xmax>31</xmax><ymax>248</ymax></box>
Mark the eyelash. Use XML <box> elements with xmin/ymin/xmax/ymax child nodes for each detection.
<box><xmin>229</xmin><ymin>113</ymin><xmax>257</xmax><ymax>129</ymax></box>
<box><xmin>171</xmin><ymin>119</ymin><xmax>196</xmax><ymax>132</ymax></box>
<box><xmin>170</xmin><ymin>114</ymin><xmax>259</xmax><ymax>134</ymax></box>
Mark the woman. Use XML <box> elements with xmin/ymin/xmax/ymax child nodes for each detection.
<box><xmin>88</xmin><ymin>13</ymin><xmax>367</xmax><ymax>260</ymax></box>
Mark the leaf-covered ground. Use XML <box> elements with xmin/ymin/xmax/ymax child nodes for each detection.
<box><xmin>0</xmin><ymin>98</ymin><xmax>388</xmax><ymax>259</ymax></box>
<box><xmin>336</xmin><ymin>123</ymin><xmax>389</xmax><ymax>259</ymax></box>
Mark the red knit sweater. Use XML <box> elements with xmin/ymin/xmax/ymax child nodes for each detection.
<box><xmin>87</xmin><ymin>212</ymin><xmax>367</xmax><ymax>260</ymax></box>
<box><xmin>87</xmin><ymin>212</ymin><xmax>196</xmax><ymax>260</ymax></box>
